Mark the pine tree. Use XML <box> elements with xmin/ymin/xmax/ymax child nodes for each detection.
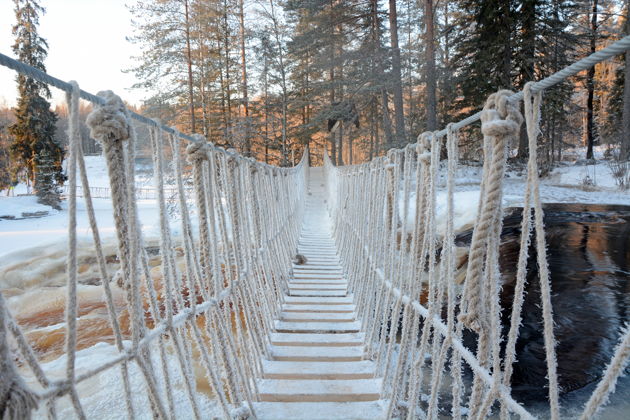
<box><xmin>0</xmin><ymin>106</ymin><xmax>15</xmax><ymax>192</ymax></box>
<box><xmin>9</xmin><ymin>0</ymin><xmax>62</xmax><ymax>207</ymax></box>
<box><xmin>451</xmin><ymin>0</ymin><xmax>514</xmax><ymax>117</ymax></box>
<box><xmin>34</xmin><ymin>148</ymin><xmax>62</xmax><ymax>209</ymax></box>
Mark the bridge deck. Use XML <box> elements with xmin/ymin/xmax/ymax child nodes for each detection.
<box><xmin>253</xmin><ymin>167</ymin><xmax>387</xmax><ymax>419</ymax></box>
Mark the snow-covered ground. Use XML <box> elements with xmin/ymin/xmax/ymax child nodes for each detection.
<box><xmin>0</xmin><ymin>156</ymin><xmax>163</xmax><ymax>259</ymax></box>
<box><xmin>3</xmin><ymin>150</ymin><xmax>628</xmax><ymax>259</ymax></box>
<box><xmin>398</xmin><ymin>150</ymin><xmax>630</xmax><ymax>236</ymax></box>
<box><xmin>29</xmin><ymin>342</ymin><xmax>222</xmax><ymax>420</ymax></box>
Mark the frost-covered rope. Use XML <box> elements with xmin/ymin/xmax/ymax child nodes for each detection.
<box><xmin>0</xmin><ymin>293</ymin><xmax>38</xmax><ymax>419</ymax></box>
<box><xmin>0</xmin><ymin>80</ymin><xmax>306</xmax><ymax>419</ymax></box>
<box><xmin>522</xmin><ymin>82</ymin><xmax>561</xmax><ymax>420</ymax></box>
<box><xmin>427</xmin><ymin>34</ymin><xmax>630</xmax><ymax>140</ymax></box>
<box><xmin>579</xmin><ymin>325</ymin><xmax>630</xmax><ymax>419</ymax></box>
<box><xmin>65</xmin><ymin>80</ymin><xmax>88</xmax><ymax>420</ymax></box>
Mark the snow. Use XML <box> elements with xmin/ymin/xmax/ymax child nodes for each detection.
<box><xmin>399</xmin><ymin>155</ymin><xmax>630</xmax><ymax>236</ymax></box>
<box><xmin>0</xmin><ymin>156</ymin><xmax>164</xmax><ymax>259</ymax></box>
<box><xmin>0</xmin><ymin>195</ymin><xmax>59</xmax><ymax>219</ymax></box>
<box><xmin>27</xmin><ymin>342</ymin><xmax>222</xmax><ymax>420</ymax></box>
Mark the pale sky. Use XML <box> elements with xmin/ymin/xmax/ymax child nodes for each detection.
<box><xmin>0</xmin><ymin>0</ymin><xmax>143</xmax><ymax>108</ymax></box>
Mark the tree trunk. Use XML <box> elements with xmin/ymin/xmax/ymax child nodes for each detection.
<box><xmin>501</xmin><ymin>0</ymin><xmax>512</xmax><ymax>89</ymax></box>
<box><xmin>348</xmin><ymin>134</ymin><xmax>353</xmax><ymax>165</ymax></box>
<box><xmin>371</xmin><ymin>0</ymin><xmax>394</xmax><ymax>148</ymax></box>
<box><xmin>337</xmin><ymin>35</ymin><xmax>344</xmax><ymax>166</ymax></box>
<box><xmin>369</xmin><ymin>101</ymin><xmax>375</xmax><ymax>160</ymax></box>
<box><xmin>622</xmin><ymin>0</ymin><xmax>630</xmax><ymax>160</ymax></box>
<box><xmin>329</xmin><ymin>0</ymin><xmax>337</xmax><ymax>165</ymax></box>
<box><xmin>337</xmin><ymin>122</ymin><xmax>344</xmax><ymax>165</ymax></box>
<box><xmin>223</xmin><ymin>0</ymin><xmax>233</xmax><ymax>146</ymax></box>
<box><xmin>424</xmin><ymin>0</ymin><xmax>437</xmax><ymax>132</ymax></box>
<box><xmin>238</xmin><ymin>0</ymin><xmax>251</xmax><ymax>155</ymax></box>
<box><xmin>217</xmin><ymin>37</ymin><xmax>230</xmax><ymax>146</ymax></box>
<box><xmin>381</xmin><ymin>90</ymin><xmax>395</xmax><ymax>147</ymax></box>
<box><xmin>268</xmin><ymin>0</ymin><xmax>289</xmax><ymax>166</ymax></box>
<box><xmin>183</xmin><ymin>0</ymin><xmax>196</xmax><ymax>133</ymax></box>
<box><xmin>586</xmin><ymin>0</ymin><xmax>598</xmax><ymax>160</ymax></box>
<box><xmin>197</xmin><ymin>29</ymin><xmax>210</xmax><ymax>140</ymax></box>
<box><xmin>388</xmin><ymin>0</ymin><xmax>407</xmax><ymax>144</ymax></box>
<box><xmin>263</xmin><ymin>42</ymin><xmax>270</xmax><ymax>163</ymax></box>
<box><xmin>517</xmin><ymin>0</ymin><xmax>536</xmax><ymax>159</ymax></box>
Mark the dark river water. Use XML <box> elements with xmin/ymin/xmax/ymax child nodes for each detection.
<box><xmin>455</xmin><ymin>203</ymin><xmax>630</xmax><ymax>418</ymax></box>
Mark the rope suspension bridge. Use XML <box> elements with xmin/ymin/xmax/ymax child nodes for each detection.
<box><xmin>1</xmin><ymin>35</ymin><xmax>630</xmax><ymax>420</ymax></box>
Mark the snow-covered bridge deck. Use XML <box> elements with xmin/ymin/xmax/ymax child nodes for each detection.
<box><xmin>253</xmin><ymin>168</ymin><xmax>387</xmax><ymax>419</ymax></box>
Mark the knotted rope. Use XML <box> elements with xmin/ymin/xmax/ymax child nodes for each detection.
<box><xmin>87</xmin><ymin>90</ymin><xmax>169</xmax><ymax>419</ymax></box>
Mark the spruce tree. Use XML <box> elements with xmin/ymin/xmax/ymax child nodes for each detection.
<box><xmin>9</xmin><ymin>0</ymin><xmax>63</xmax><ymax>207</ymax></box>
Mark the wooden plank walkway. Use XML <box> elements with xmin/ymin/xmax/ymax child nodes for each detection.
<box><xmin>253</xmin><ymin>167</ymin><xmax>387</xmax><ymax>420</ymax></box>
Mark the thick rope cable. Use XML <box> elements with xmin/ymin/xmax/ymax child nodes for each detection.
<box><xmin>86</xmin><ymin>90</ymin><xmax>168</xmax><ymax>419</ymax></box>
<box><xmin>523</xmin><ymin>81</ymin><xmax>561</xmax><ymax>420</ymax></box>
<box><xmin>64</xmin><ymin>80</ymin><xmax>88</xmax><ymax>420</ymax></box>
<box><xmin>579</xmin><ymin>324</ymin><xmax>630</xmax><ymax>419</ymax></box>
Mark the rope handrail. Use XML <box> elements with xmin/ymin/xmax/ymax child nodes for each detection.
<box><xmin>323</xmin><ymin>66</ymin><xmax>630</xmax><ymax>417</ymax></box>
<box><xmin>0</xmin><ymin>51</ymin><xmax>305</xmax><ymax>173</ymax></box>
<box><xmin>2</xmin><ymin>21</ymin><xmax>630</xmax><ymax>420</ymax></box>
<box><xmin>0</xmin><ymin>74</ymin><xmax>309</xmax><ymax>418</ymax></box>
<box><xmin>425</xmin><ymin>34</ymin><xmax>630</xmax><ymax>141</ymax></box>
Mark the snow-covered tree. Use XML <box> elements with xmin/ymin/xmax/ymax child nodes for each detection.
<box><xmin>9</xmin><ymin>0</ymin><xmax>63</xmax><ymax>207</ymax></box>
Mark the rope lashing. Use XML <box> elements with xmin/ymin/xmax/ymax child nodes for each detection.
<box><xmin>87</xmin><ymin>91</ymin><xmax>171</xmax><ymax>420</ymax></box>
<box><xmin>459</xmin><ymin>90</ymin><xmax>522</xmax><ymax>332</ymax></box>
<box><xmin>459</xmin><ymin>90</ymin><xmax>523</xmax><ymax>419</ymax></box>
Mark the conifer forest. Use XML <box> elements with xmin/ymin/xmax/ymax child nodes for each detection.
<box><xmin>2</xmin><ymin>0</ymin><xmax>630</xmax><ymax>184</ymax></box>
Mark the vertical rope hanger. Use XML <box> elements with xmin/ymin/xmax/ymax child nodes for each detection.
<box><xmin>65</xmin><ymin>80</ymin><xmax>88</xmax><ymax>420</ymax></box>
<box><xmin>323</xmin><ymin>90</ymin><xmax>536</xmax><ymax>420</ymax></box>
<box><xmin>86</xmin><ymin>90</ymin><xmax>169</xmax><ymax>419</ymax></box>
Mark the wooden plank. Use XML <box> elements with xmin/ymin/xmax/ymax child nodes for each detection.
<box><xmin>258</xmin><ymin>379</ymin><xmax>382</xmax><ymax>402</ymax></box>
<box><xmin>280</xmin><ymin>311</ymin><xmax>355</xmax><ymax>323</ymax></box>
<box><xmin>269</xmin><ymin>332</ymin><xmax>364</xmax><ymax>347</ymax></box>
<box><xmin>274</xmin><ymin>320</ymin><xmax>361</xmax><ymax>333</ymax></box>
<box><xmin>253</xmin><ymin>401</ymin><xmax>387</xmax><ymax>420</ymax></box>
<box><xmin>261</xmin><ymin>360</ymin><xmax>375</xmax><ymax>380</ymax></box>
<box><xmin>271</xmin><ymin>345</ymin><xmax>364</xmax><ymax>362</ymax></box>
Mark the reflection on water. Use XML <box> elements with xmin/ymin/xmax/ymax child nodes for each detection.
<box><xmin>457</xmin><ymin>203</ymin><xmax>630</xmax><ymax>415</ymax></box>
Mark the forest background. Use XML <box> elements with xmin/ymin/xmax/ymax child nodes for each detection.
<box><xmin>2</xmin><ymin>0</ymin><xmax>630</xmax><ymax>195</ymax></box>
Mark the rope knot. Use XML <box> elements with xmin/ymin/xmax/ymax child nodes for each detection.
<box><xmin>186</xmin><ymin>140</ymin><xmax>210</xmax><ymax>163</ymax></box>
<box><xmin>86</xmin><ymin>91</ymin><xmax>130</xmax><ymax>146</ymax></box>
<box><xmin>480</xmin><ymin>90</ymin><xmax>523</xmax><ymax>140</ymax></box>
<box><xmin>417</xmin><ymin>132</ymin><xmax>433</xmax><ymax>153</ymax></box>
